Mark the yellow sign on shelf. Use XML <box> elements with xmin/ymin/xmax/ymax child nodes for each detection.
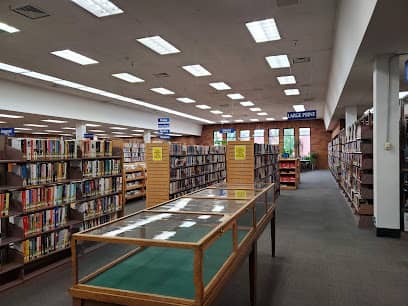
<box><xmin>235</xmin><ymin>145</ymin><xmax>246</xmax><ymax>160</ymax></box>
<box><xmin>152</xmin><ymin>147</ymin><xmax>163</xmax><ymax>161</ymax></box>
<box><xmin>235</xmin><ymin>190</ymin><xmax>247</xmax><ymax>198</ymax></box>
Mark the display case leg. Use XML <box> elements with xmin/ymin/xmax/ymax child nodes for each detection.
<box><xmin>271</xmin><ymin>211</ymin><xmax>276</xmax><ymax>257</ymax></box>
<box><xmin>72</xmin><ymin>298</ymin><xmax>82</xmax><ymax>306</ymax></box>
<box><xmin>249</xmin><ymin>242</ymin><xmax>257</xmax><ymax>306</ymax></box>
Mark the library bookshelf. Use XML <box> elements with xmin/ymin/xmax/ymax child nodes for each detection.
<box><xmin>145</xmin><ymin>143</ymin><xmax>226</xmax><ymax>207</ymax></box>
<box><xmin>328</xmin><ymin>130</ymin><xmax>343</xmax><ymax>181</ymax></box>
<box><xmin>279</xmin><ymin>158</ymin><xmax>300</xmax><ymax>190</ymax></box>
<box><xmin>0</xmin><ymin>136</ymin><xmax>124</xmax><ymax>289</ymax></box>
<box><xmin>227</xmin><ymin>141</ymin><xmax>280</xmax><ymax>196</ymax></box>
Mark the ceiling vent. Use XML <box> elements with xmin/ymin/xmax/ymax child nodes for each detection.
<box><xmin>292</xmin><ymin>56</ymin><xmax>311</xmax><ymax>64</ymax></box>
<box><xmin>277</xmin><ymin>0</ymin><xmax>300</xmax><ymax>7</ymax></box>
<box><xmin>12</xmin><ymin>4</ymin><xmax>49</xmax><ymax>19</ymax></box>
<box><xmin>153</xmin><ymin>72</ymin><xmax>169</xmax><ymax>78</ymax></box>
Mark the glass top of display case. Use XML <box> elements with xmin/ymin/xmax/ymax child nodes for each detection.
<box><xmin>212</xmin><ymin>182</ymin><xmax>273</xmax><ymax>190</ymax></box>
<box><xmin>188</xmin><ymin>188</ymin><xmax>261</xmax><ymax>198</ymax></box>
<box><xmin>150</xmin><ymin>197</ymin><xmax>249</xmax><ymax>215</ymax></box>
<box><xmin>80</xmin><ymin>211</ymin><xmax>225</xmax><ymax>243</ymax></box>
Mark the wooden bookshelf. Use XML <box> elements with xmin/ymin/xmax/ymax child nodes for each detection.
<box><xmin>279</xmin><ymin>158</ymin><xmax>300</xmax><ymax>190</ymax></box>
<box><xmin>227</xmin><ymin>141</ymin><xmax>280</xmax><ymax>195</ymax></box>
<box><xmin>145</xmin><ymin>143</ymin><xmax>226</xmax><ymax>207</ymax></box>
<box><xmin>124</xmin><ymin>162</ymin><xmax>146</xmax><ymax>201</ymax></box>
<box><xmin>328</xmin><ymin>130</ymin><xmax>343</xmax><ymax>181</ymax></box>
<box><xmin>0</xmin><ymin>136</ymin><xmax>124</xmax><ymax>289</ymax></box>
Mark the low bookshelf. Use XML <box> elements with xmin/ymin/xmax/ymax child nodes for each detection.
<box><xmin>145</xmin><ymin>143</ymin><xmax>226</xmax><ymax>207</ymax></box>
<box><xmin>124</xmin><ymin>162</ymin><xmax>146</xmax><ymax>201</ymax></box>
<box><xmin>279</xmin><ymin>158</ymin><xmax>300</xmax><ymax>190</ymax></box>
<box><xmin>0</xmin><ymin>136</ymin><xmax>124</xmax><ymax>289</ymax></box>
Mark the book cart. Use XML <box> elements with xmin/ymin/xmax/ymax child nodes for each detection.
<box><xmin>0</xmin><ymin>136</ymin><xmax>124</xmax><ymax>290</ymax></box>
<box><xmin>69</xmin><ymin>182</ymin><xmax>277</xmax><ymax>306</ymax></box>
<box><xmin>278</xmin><ymin>158</ymin><xmax>300</xmax><ymax>190</ymax></box>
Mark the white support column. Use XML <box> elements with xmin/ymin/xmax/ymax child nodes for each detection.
<box><xmin>144</xmin><ymin>131</ymin><xmax>151</xmax><ymax>143</ymax></box>
<box><xmin>76</xmin><ymin>123</ymin><xmax>86</xmax><ymax>140</ymax></box>
<box><xmin>373</xmin><ymin>55</ymin><xmax>400</xmax><ymax>237</ymax></box>
<box><xmin>345</xmin><ymin>106</ymin><xmax>357</xmax><ymax>138</ymax></box>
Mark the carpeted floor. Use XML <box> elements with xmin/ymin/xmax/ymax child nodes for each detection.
<box><xmin>1</xmin><ymin>170</ymin><xmax>408</xmax><ymax>306</ymax></box>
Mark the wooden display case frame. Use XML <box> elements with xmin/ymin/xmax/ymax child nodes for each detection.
<box><xmin>69</xmin><ymin>183</ymin><xmax>277</xmax><ymax>306</ymax></box>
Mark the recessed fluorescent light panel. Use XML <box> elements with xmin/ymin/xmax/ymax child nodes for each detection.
<box><xmin>150</xmin><ymin>87</ymin><xmax>175</xmax><ymax>95</ymax></box>
<box><xmin>210</xmin><ymin>110</ymin><xmax>223</xmax><ymax>114</ymax></box>
<box><xmin>250</xmin><ymin>119</ymin><xmax>259</xmax><ymax>122</ymax></box>
<box><xmin>32</xmin><ymin>132</ymin><xmax>48</xmax><ymax>135</ymax></box>
<box><xmin>0</xmin><ymin>121</ymin><xmax>6</xmax><ymax>124</ymax></box>
<box><xmin>110</xmin><ymin>127</ymin><xmax>128</xmax><ymax>130</ymax></box>
<box><xmin>222</xmin><ymin>114</ymin><xmax>232</xmax><ymax>118</ymax></box>
<box><xmin>277</xmin><ymin>75</ymin><xmax>296</xmax><ymax>85</ymax></box>
<box><xmin>196</xmin><ymin>105</ymin><xmax>211</xmax><ymax>110</ymax></box>
<box><xmin>293</xmin><ymin>104</ymin><xmax>305</xmax><ymax>112</ymax></box>
<box><xmin>182</xmin><ymin>65</ymin><xmax>211</xmax><ymax>77</ymax></box>
<box><xmin>21</xmin><ymin>71</ymin><xmax>61</xmax><ymax>82</ymax></box>
<box><xmin>0</xmin><ymin>63</ymin><xmax>29</xmax><ymax>73</ymax></box>
<box><xmin>0</xmin><ymin>113</ymin><xmax>24</xmax><ymax>118</ymax></box>
<box><xmin>24</xmin><ymin>124</ymin><xmax>48</xmax><ymax>128</ymax></box>
<box><xmin>111</xmin><ymin>131</ymin><xmax>125</xmax><ymax>134</ymax></box>
<box><xmin>86</xmin><ymin>123</ymin><xmax>101</xmax><ymax>127</ymax></box>
<box><xmin>227</xmin><ymin>93</ymin><xmax>244</xmax><ymax>100</ymax></box>
<box><xmin>240</xmin><ymin>101</ymin><xmax>255</xmax><ymax>107</ymax></box>
<box><xmin>112</xmin><ymin>73</ymin><xmax>144</xmax><ymax>83</ymax></box>
<box><xmin>250</xmin><ymin>107</ymin><xmax>261</xmax><ymax>112</ymax></box>
<box><xmin>265</xmin><ymin>54</ymin><xmax>290</xmax><ymax>69</ymax></box>
<box><xmin>131</xmin><ymin>134</ymin><xmax>142</xmax><ymax>136</ymax></box>
<box><xmin>245</xmin><ymin>18</ymin><xmax>280</xmax><ymax>43</ymax></box>
<box><xmin>41</xmin><ymin>119</ymin><xmax>67</xmax><ymax>123</ymax></box>
<box><xmin>284</xmin><ymin>89</ymin><xmax>300</xmax><ymax>96</ymax></box>
<box><xmin>51</xmin><ymin>49</ymin><xmax>98</xmax><ymax>65</ymax></box>
<box><xmin>176</xmin><ymin>97</ymin><xmax>196</xmax><ymax>103</ymax></box>
<box><xmin>15</xmin><ymin>127</ymin><xmax>32</xmax><ymax>131</ymax></box>
<box><xmin>0</xmin><ymin>22</ymin><xmax>20</xmax><ymax>33</ymax></box>
<box><xmin>89</xmin><ymin>129</ymin><xmax>105</xmax><ymax>133</ymax></box>
<box><xmin>71</xmin><ymin>0</ymin><xmax>123</xmax><ymax>17</ymax></box>
<box><xmin>209</xmin><ymin>82</ymin><xmax>231</xmax><ymax>91</ymax></box>
<box><xmin>62</xmin><ymin>127</ymin><xmax>76</xmax><ymax>130</ymax></box>
<box><xmin>137</xmin><ymin>36</ymin><xmax>180</xmax><ymax>55</ymax></box>
<box><xmin>234</xmin><ymin>119</ymin><xmax>244</xmax><ymax>123</ymax></box>
<box><xmin>133</xmin><ymin>129</ymin><xmax>144</xmax><ymax>132</ymax></box>
<box><xmin>282</xmin><ymin>116</ymin><xmax>288</xmax><ymax>120</ymax></box>
<box><xmin>257</xmin><ymin>112</ymin><xmax>268</xmax><ymax>116</ymax></box>
<box><xmin>220</xmin><ymin>120</ymin><xmax>230</xmax><ymax>123</ymax></box>
<box><xmin>45</xmin><ymin>130</ymin><xmax>63</xmax><ymax>133</ymax></box>
<box><xmin>266</xmin><ymin>118</ymin><xmax>275</xmax><ymax>121</ymax></box>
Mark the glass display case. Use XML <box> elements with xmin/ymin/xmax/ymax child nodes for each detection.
<box><xmin>70</xmin><ymin>183</ymin><xmax>276</xmax><ymax>306</ymax></box>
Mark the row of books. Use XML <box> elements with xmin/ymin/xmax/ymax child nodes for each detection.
<box><xmin>123</xmin><ymin>143</ymin><xmax>145</xmax><ymax>163</ymax></box>
<box><xmin>10</xmin><ymin>162</ymin><xmax>68</xmax><ymax>186</ymax></box>
<box><xmin>14</xmin><ymin>183</ymin><xmax>77</xmax><ymax>211</ymax></box>
<box><xmin>80</xmin><ymin>140</ymin><xmax>113</xmax><ymax>157</ymax></box>
<box><xmin>169</xmin><ymin>144</ymin><xmax>226</xmax><ymax>156</ymax></box>
<box><xmin>279</xmin><ymin>161</ymin><xmax>297</xmax><ymax>169</ymax></box>
<box><xmin>170</xmin><ymin>163</ymin><xmax>226</xmax><ymax>180</ymax></box>
<box><xmin>343</xmin><ymin>140</ymin><xmax>373</xmax><ymax>154</ymax></box>
<box><xmin>0</xmin><ymin>193</ymin><xmax>10</xmax><ymax>217</ymax></box>
<box><xmin>82</xmin><ymin>159</ymin><xmax>121</xmax><ymax>177</ymax></box>
<box><xmin>255</xmin><ymin>155</ymin><xmax>279</xmax><ymax>168</ymax></box>
<box><xmin>170</xmin><ymin>155</ymin><xmax>225</xmax><ymax>168</ymax></box>
<box><xmin>76</xmin><ymin>194</ymin><xmax>122</xmax><ymax>221</ymax></box>
<box><xmin>12</xmin><ymin>206</ymin><xmax>68</xmax><ymax>236</ymax></box>
<box><xmin>169</xmin><ymin>170</ymin><xmax>226</xmax><ymax>195</ymax></box>
<box><xmin>82</xmin><ymin>177</ymin><xmax>122</xmax><ymax>198</ymax></box>
<box><xmin>126</xmin><ymin>172</ymin><xmax>144</xmax><ymax>181</ymax></box>
<box><xmin>80</xmin><ymin>213</ymin><xmax>117</xmax><ymax>231</ymax></box>
<box><xmin>13</xmin><ymin>228</ymin><xmax>70</xmax><ymax>263</ymax></box>
<box><xmin>255</xmin><ymin>165</ymin><xmax>278</xmax><ymax>182</ymax></box>
<box><xmin>254</xmin><ymin>144</ymin><xmax>279</xmax><ymax>155</ymax></box>
<box><xmin>10</xmin><ymin>138</ymin><xmax>77</xmax><ymax>160</ymax></box>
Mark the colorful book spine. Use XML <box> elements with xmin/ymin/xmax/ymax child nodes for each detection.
<box><xmin>0</xmin><ymin>193</ymin><xmax>10</xmax><ymax>217</ymax></box>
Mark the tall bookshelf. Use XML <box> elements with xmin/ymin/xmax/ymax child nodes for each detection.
<box><xmin>226</xmin><ymin>141</ymin><xmax>280</xmax><ymax>195</ymax></box>
<box><xmin>0</xmin><ymin>136</ymin><xmax>124</xmax><ymax>289</ymax></box>
<box><xmin>279</xmin><ymin>158</ymin><xmax>300</xmax><ymax>190</ymax></box>
<box><xmin>400</xmin><ymin>107</ymin><xmax>408</xmax><ymax>232</ymax></box>
<box><xmin>328</xmin><ymin>130</ymin><xmax>343</xmax><ymax>181</ymax></box>
<box><xmin>145</xmin><ymin>143</ymin><xmax>226</xmax><ymax>207</ymax></box>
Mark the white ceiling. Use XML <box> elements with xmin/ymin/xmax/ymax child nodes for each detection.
<box><xmin>0</xmin><ymin>0</ymin><xmax>337</xmax><ymax>124</ymax></box>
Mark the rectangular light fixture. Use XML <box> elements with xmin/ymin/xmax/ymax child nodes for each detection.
<box><xmin>89</xmin><ymin>129</ymin><xmax>105</xmax><ymax>132</ymax></box>
<box><xmin>0</xmin><ymin>63</ymin><xmax>29</xmax><ymax>74</ymax></box>
<box><xmin>86</xmin><ymin>123</ymin><xmax>101</xmax><ymax>127</ymax></box>
<box><xmin>21</xmin><ymin>71</ymin><xmax>61</xmax><ymax>82</ymax></box>
<box><xmin>227</xmin><ymin>93</ymin><xmax>244</xmax><ymax>100</ymax></box>
<box><xmin>222</xmin><ymin>114</ymin><xmax>232</xmax><ymax>118</ymax></box>
<box><xmin>0</xmin><ymin>121</ymin><xmax>6</xmax><ymax>124</ymax></box>
<box><xmin>137</xmin><ymin>36</ymin><xmax>180</xmax><ymax>55</ymax></box>
<box><xmin>70</xmin><ymin>0</ymin><xmax>123</xmax><ymax>18</ymax></box>
<box><xmin>0</xmin><ymin>22</ymin><xmax>20</xmax><ymax>33</ymax></box>
<box><xmin>277</xmin><ymin>75</ymin><xmax>296</xmax><ymax>85</ymax></box>
<box><xmin>220</xmin><ymin>120</ymin><xmax>230</xmax><ymax>123</ymax></box>
<box><xmin>210</xmin><ymin>110</ymin><xmax>223</xmax><ymax>114</ymax></box>
<box><xmin>234</xmin><ymin>119</ymin><xmax>244</xmax><ymax>123</ymax></box>
<box><xmin>245</xmin><ymin>18</ymin><xmax>280</xmax><ymax>43</ymax></box>
<box><xmin>111</xmin><ymin>131</ymin><xmax>125</xmax><ymax>134</ymax></box>
<box><xmin>0</xmin><ymin>113</ymin><xmax>24</xmax><ymax>118</ymax></box>
<box><xmin>176</xmin><ymin>97</ymin><xmax>196</xmax><ymax>103</ymax></box>
<box><xmin>110</xmin><ymin>127</ymin><xmax>128</xmax><ymax>130</ymax></box>
<box><xmin>240</xmin><ymin>101</ymin><xmax>255</xmax><ymax>107</ymax></box>
<box><xmin>182</xmin><ymin>65</ymin><xmax>211</xmax><ymax>77</ymax></box>
<box><xmin>250</xmin><ymin>107</ymin><xmax>261</xmax><ymax>112</ymax></box>
<box><xmin>266</xmin><ymin>118</ymin><xmax>275</xmax><ymax>121</ymax></box>
<box><xmin>15</xmin><ymin>127</ymin><xmax>32</xmax><ymax>131</ymax></box>
<box><xmin>62</xmin><ymin>127</ymin><xmax>76</xmax><ymax>130</ymax></box>
<box><xmin>250</xmin><ymin>119</ymin><xmax>259</xmax><ymax>122</ymax></box>
<box><xmin>32</xmin><ymin>132</ymin><xmax>48</xmax><ymax>135</ymax></box>
<box><xmin>265</xmin><ymin>54</ymin><xmax>290</xmax><ymax>69</ymax></box>
<box><xmin>282</xmin><ymin>116</ymin><xmax>288</xmax><ymax>120</ymax></box>
<box><xmin>45</xmin><ymin>130</ymin><xmax>63</xmax><ymax>133</ymax></box>
<box><xmin>41</xmin><ymin>119</ymin><xmax>67</xmax><ymax>123</ymax></box>
<box><xmin>196</xmin><ymin>105</ymin><xmax>211</xmax><ymax>110</ymax></box>
<box><xmin>133</xmin><ymin>129</ymin><xmax>144</xmax><ymax>132</ymax></box>
<box><xmin>150</xmin><ymin>87</ymin><xmax>175</xmax><ymax>95</ymax></box>
<box><xmin>284</xmin><ymin>89</ymin><xmax>300</xmax><ymax>96</ymax></box>
<box><xmin>209</xmin><ymin>82</ymin><xmax>231</xmax><ymax>91</ymax></box>
<box><xmin>293</xmin><ymin>104</ymin><xmax>305</xmax><ymax>112</ymax></box>
<box><xmin>112</xmin><ymin>73</ymin><xmax>144</xmax><ymax>83</ymax></box>
<box><xmin>53</xmin><ymin>80</ymin><xmax>85</xmax><ymax>89</ymax></box>
<box><xmin>131</xmin><ymin>133</ymin><xmax>142</xmax><ymax>136</ymax></box>
<box><xmin>51</xmin><ymin>49</ymin><xmax>99</xmax><ymax>65</ymax></box>
<box><xmin>257</xmin><ymin>112</ymin><xmax>268</xmax><ymax>116</ymax></box>
<box><xmin>24</xmin><ymin>124</ymin><xmax>48</xmax><ymax>128</ymax></box>
<box><xmin>59</xmin><ymin>133</ymin><xmax>73</xmax><ymax>137</ymax></box>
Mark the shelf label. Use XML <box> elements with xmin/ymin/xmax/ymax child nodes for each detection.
<box><xmin>287</xmin><ymin>110</ymin><xmax>316</xmax><ymax>120</ymax></box>
<box><xmin>235</xmin><ymin>190</ymin><xmax>247</xmax><ymax>198</ymax></box>
<box><xmin>0</xmin><ymin>128</ymin><xmax>15</xmax><ymax>136</ymax></box>
<box><xmin>152</xmin><ymin>147</ymin><xmax>163</xmax><ymax>161</ymax></box>
<box><xmin>235</xmin><ymin>145</ymin><xmax>246</xmax><ymax>160</ymax></box>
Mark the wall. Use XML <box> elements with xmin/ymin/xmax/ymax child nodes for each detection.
<box><xmin>199</xmin><ymin>119</ymin><xmax>331</xmax><ymax>169</ymax></box>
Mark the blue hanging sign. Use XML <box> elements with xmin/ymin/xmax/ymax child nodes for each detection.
<box><xmin>159</xmin><ymin>135</ymin><xmax>171</xmax><ymax>140</ymax></box>
<box><xmin>158</xmin><ymin>123</ymin><xmax>170</xmax><ymax>129</ymax></box>
<box><xmin>0</xmin><ymin>128</ymin><xmax>15</xmax><ymax>136</ymax></box>
<box><xmin>219</xmin><ymin>128</ymin><xmax>236</xmax><ymax>134</ymax></box>
<box><xmin>287</xmin><ymin>110</ymin><xmax>317</xmax><ymax>120</ymax></box>
<box><xmin>158</xmin><ymin>118</ymin><xmax>170</xmax><ymax>123</ymax></box>
<box><xmin>158</xmin><ymin>129</ymin><xmax>170</xmax><ymax>134</ymax></box>
<box><xmin>83</xmin><ymin>133</ymin><xmax>94</xmax><ymax>139</ymax></box>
